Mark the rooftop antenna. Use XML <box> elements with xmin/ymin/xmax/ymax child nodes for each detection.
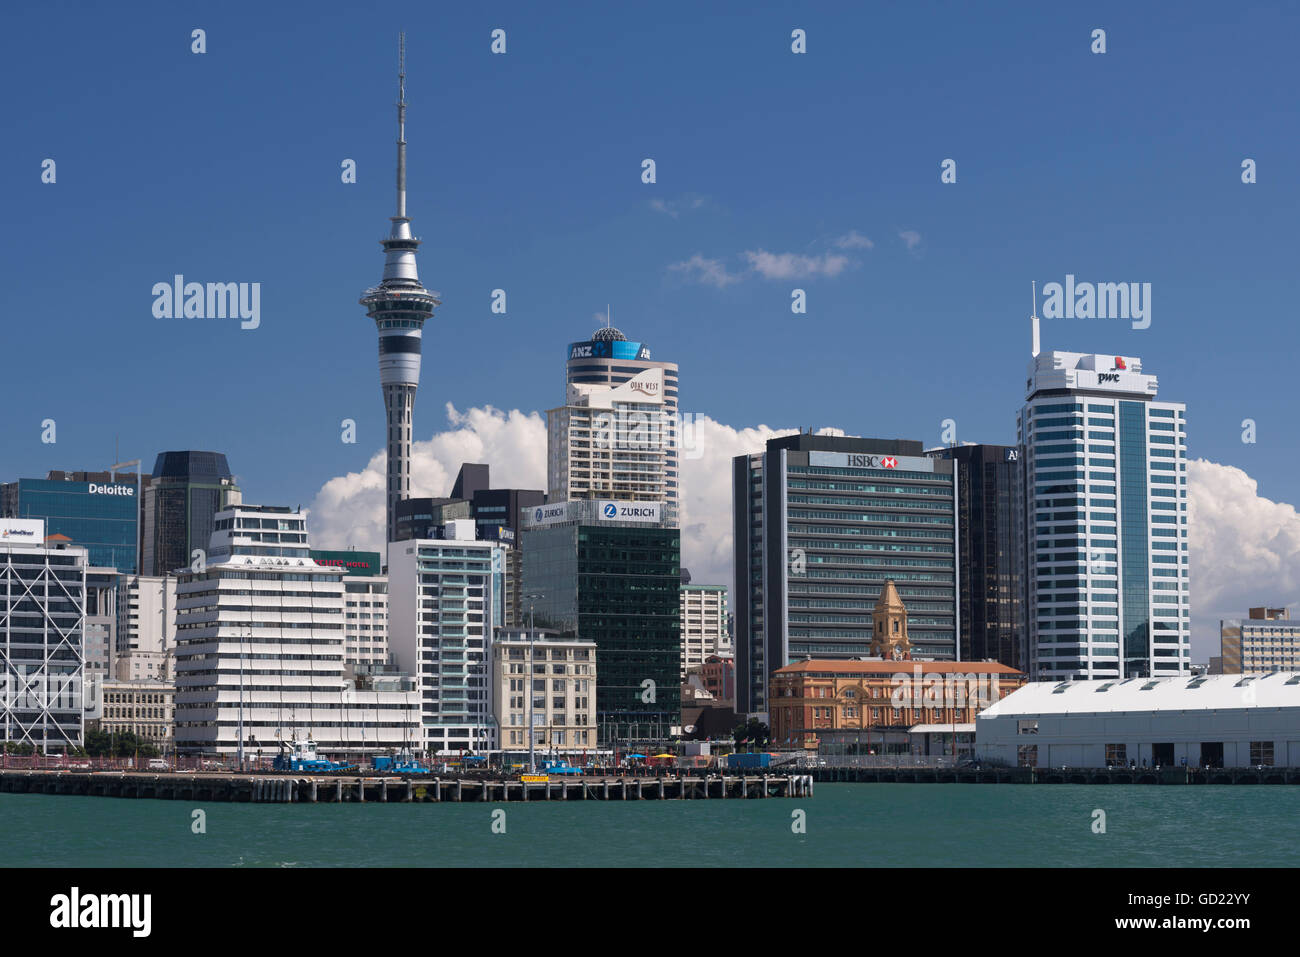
<box><xmin>1030</xmin><ymin>280</ymin><xmax>1040</xmax><ymax>358</ymax></box>
<box><xmin>605</xmin><ymin>304</ymin><xmax>611</xmax><ymax>328</ymax></box>
<box><xmin>395</xmin><ymin>32</ymin><xmax>407</xmax><ymax>220</ymax></box>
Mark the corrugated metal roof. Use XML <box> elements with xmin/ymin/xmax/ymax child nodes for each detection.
<box><xmin>979</xmin><ymin>674</ymin><xmax>1300</xmax><ymax>717</ymax></box>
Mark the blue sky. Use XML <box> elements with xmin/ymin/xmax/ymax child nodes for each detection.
<box><xmin>3</xmin><ymin>1</ymin><xmax>1298</xmax><ymax>518</ymax></box>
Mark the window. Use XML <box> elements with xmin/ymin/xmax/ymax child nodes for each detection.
<box><xmin>1249</xmin><ymin>741</ymin><xmax>1274</xmax><ymax>766</ymax></box>
<box><xmin>1105</xmin><ymin>743</ymin><xmax>1127</xmax><ymax>766</ymax></box>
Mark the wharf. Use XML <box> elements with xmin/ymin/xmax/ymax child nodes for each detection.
<box><xmin>810</xmin><ymin>765</ymin><xmax>1300</xmax><ymax>784</ymax></box>
<box><xmin>0</xmin><ymin>770</ymin><xmax>814</xmax><ymax>804</ymax></box>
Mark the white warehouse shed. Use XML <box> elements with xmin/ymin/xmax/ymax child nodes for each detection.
<box><xmin>976</xmin><ymin>673</ymin><xmax>1300</xmax><ymax>769</ymax></box>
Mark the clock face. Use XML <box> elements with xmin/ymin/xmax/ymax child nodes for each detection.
<box><xmin>891</xmin><ymin>645</ymin><xmax>906</xmax><ymax>661</ymax></box>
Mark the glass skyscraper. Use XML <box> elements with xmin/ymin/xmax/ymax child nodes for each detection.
<box><xmin>521</xmin><ymin>501</ymin><xmax>681</xmax><ymax>744</ymax></box>
<box><xmin>141</xmin><ymin>451</ymin><xmax>240</xmax><ymax>576</ymax></box>
<box><xmin>1018</xmin><ymin>351</ymin><xmax>1190</xmax><ymax>680</ymax></box>
<box><xmin>3</xmin><ymin>477</ymin><xmax>139</xmax><ymax>572</ymax></box>
<box><xmin>929</xmin><ymin>444</ymin><xmax>1026</xmax><ymax>671</ymax></box>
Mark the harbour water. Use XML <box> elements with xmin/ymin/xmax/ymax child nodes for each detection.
<box><xmin>4</xmin><ymin>784</ymin><xmax>1297</xmax><ymax>867</ymax></box>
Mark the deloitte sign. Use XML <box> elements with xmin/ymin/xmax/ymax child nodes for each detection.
<box><xmin>88</xmin><ymin>483</ymin><xmax>135</xmax><ymax>496</ymax></box>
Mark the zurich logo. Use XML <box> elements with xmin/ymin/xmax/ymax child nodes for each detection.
<box><xmin>535</xmin><ymin>508</ymin><xmax>543</xmax><ymax>521</ymax></box>
<box><xmin>603</xmin><ymin>503</ymin><xmax>618</xmax><ymax>518</ymax></box>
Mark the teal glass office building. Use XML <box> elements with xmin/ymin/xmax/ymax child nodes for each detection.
<box><xmin>5</xmin><ymin>478</ymin><xmax>138</xmax><ymax>573</ymax></box>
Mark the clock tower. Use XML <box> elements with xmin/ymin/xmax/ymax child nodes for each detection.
<box><xmin>870</xmin><ymin>579</ymin><xmax>911</xmax><ymax>661</ymax></box>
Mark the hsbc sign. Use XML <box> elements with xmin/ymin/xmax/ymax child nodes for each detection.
<box><xmin>809</xmin><ymin>451</ymin><xmax>934</xmax><ymax>473</ymax></box>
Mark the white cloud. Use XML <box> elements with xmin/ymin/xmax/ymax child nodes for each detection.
<box><xmin>649</xmin><ymin>194</ymin><xmax>707</xmax><ymax>218</ymax></box>
<box><xmin>309</xmin><ymin>404</ymin><xmax>546</xmax><ymax>552</ymax></box>
<box><xmin>668</xmin><ymin>253</ymin><xmax>744</xmax><ymax>288</ymax></box>
<box><xmin>742</xmin><ymin>249</ymin><xmax>850</xmax><ymax>280</ymax></box>
<box><xmin>1187</xmin><ymin>458</ymin><xmax>1300</xmax><ymax>655</ymax></box>
<box><xmin>898</xmin><ymin>229</ymin><xmax>923</xmax><ymax>251</ymax></box>
<box><xmin>309</xmin><ymin>417</ymin><xmax>1300</xmax><ymax>667</ymax></box>
<box><xmin>834</xmin><ymin>230</ymin><xmax>874</xmax><ymax>249</ymax></box>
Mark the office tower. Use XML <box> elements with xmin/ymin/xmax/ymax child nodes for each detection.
<box><xmin>548</xmin><ymin>367</ymin><xmax>675</xmax><ymax>522</ymax></box>
<box><xmin>1018</xmin><ymin>350</ymin><xmax>1190</xmax><ymax>680</ymax></box>
<box><xmin>929</xmin><ymin>444</ymin><xmax>1027</xmax><ymax>670</ymax></box>
<box><xmin>492</xmin><ymin>629</ymin><xmax>598</xmax><ymax>757</ymax></box>
<box><xmin>680</xmin><ymin>577</ymin><xmax>729</xmax><ymax>679</ymax></box>
<box><xmin>115</xmin><ymin>574</ymin><xmax>177</xmax><ymax>680</ymax></box>
<box><xmin>360</xmin><ymin>35</ymin><xmax>439</xmax><ymax>545</ymax></box>
<box><xmin>521</xmin><ymin>500</ymin><xmax>680</xmax><ymax>745</ymax></box>
<box><xmin>564</xmin><ymin>325</ymin><xmax>680</xmax><ymax>519</ymax></box>
<box><xmin>172</xmin><ymin>505</ymin><xmax>419</xmax><ymax>757</ymax></box>
<box><xmin>141</xmin><ymin>451</ymin><xmax>241</xmax><ymax>576</ymax></box>
<box><xmin>310</xmin><ymin>549</ymin><xmax>388</xmax><ymax>669</ymax></box>
<box><xmin>83</xmin><ymin>567</ymin><xmax>120</xmax><ymax>684</ymax></box>
<box><xmin>387</xmin><ymin>521</ymin><xmax>506</xmax><ymax>754</ymax></box>
<box><xmin>732</xmin><ymin>434</ymin><xmax>958</xmax><ymax>717</ymax></box>
<box><xmin>3</xmin><ymin>474</ymin><xmax>141</xmax><ymax>572</ymax></box>
<box><xmin>0</xmin><ymin>519</ymin><xmax>86</xmax><ymax>752</ymax></box>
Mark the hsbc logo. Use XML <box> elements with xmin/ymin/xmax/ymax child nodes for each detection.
<box><xmin>846</xmin><ymin>454</ymin><xmax>900</xmax><ymax>469</ymax></box>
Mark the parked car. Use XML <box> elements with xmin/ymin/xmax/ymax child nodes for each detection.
<box><xmin>147</xmin><ymin>758</ymin><xmax>169</xmax><ymax>770</ymax></box>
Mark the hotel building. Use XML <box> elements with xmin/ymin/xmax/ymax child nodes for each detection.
<box><xmin>1018</xmin><ymin>351</ymin><xmax>1191</xmax><ymax>680</ymax></box>
<box><xmin>563</xmin><ymin>326</ymin><xmax>680</xmax><ymax>520</ymax></box>
<box><xmin>1217</xmin><ymin>607</ymin><xmax>1300</xmax><ymax>673</ymax></box>
<box><xmin>732</xmin><ymin>434</ymin><xmax>958</xmax><ymax>717</ymax></box>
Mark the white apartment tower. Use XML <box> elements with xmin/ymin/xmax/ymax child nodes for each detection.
<box><xmin>172</xmin><ymin>505</ymin><xmax>419</xmax><ymax>757</ymax></box>
<box><xmin>680</xmin><ymin>583</ymin><xmax>729</xmax><ymax>679</ymax></box>
<box><xmin>1018</xmin><ymin>349</ymin><xmax>1191</xmax><ymax>680</ymax></box>
<box><xmin>387</xmin><ymin>521</ymin><xmax>507</xmax><ymax>754</ymax></box>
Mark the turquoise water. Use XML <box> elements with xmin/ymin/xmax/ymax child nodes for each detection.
<box><xmin>3</xmin><ymin>785</ymin><xmax>1297</xmax><ymax>867</ymax></box>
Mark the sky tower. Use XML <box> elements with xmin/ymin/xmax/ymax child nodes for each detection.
<box><xmin>360</xmin><ymin>34</ymin><xmax>439</xmax><ymax>544</ymax></box>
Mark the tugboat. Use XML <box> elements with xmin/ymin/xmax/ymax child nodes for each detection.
<box><xmin>371</xmin><ymin>749</ymin><xmax>433</xmax><ymax>775</ymax></box>
<box><xmin>272</xmin><ymin>737</ymin><xmax>358</xmax><ymax>773</ymax></box>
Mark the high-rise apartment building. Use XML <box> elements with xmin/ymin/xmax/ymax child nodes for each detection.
<box><xmin>563</xmin><ymin>326</ymin><xmax>679</xmax><ymax>519</ymax></box>
<box><xmin>1018</xmin><ymin>350</ymin><xmax>1191</xmax><ymax>680</ymax></box>
<box><xmin>929</xmin><ymin>444</ymin><xmax>1027</xmax><ymax>670</ymax></box>
<box><xmin>387</xmin><ymin>522</ymin><xmax>507</xmax><ymax>754</ymax></box>
<box><xmin>732</xmin><ymin>434</ymin><xmax>958</xmax><ymax>717</ymax></box>
<box><xmin>680</xmin><ymin>580</ymin><xmax>729</xmax><ymax>679</ymax></box>
<box><xmin>141</xmin><ymin>451</ymin><xmax>240</xmax><ymax>576</ymax></box>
